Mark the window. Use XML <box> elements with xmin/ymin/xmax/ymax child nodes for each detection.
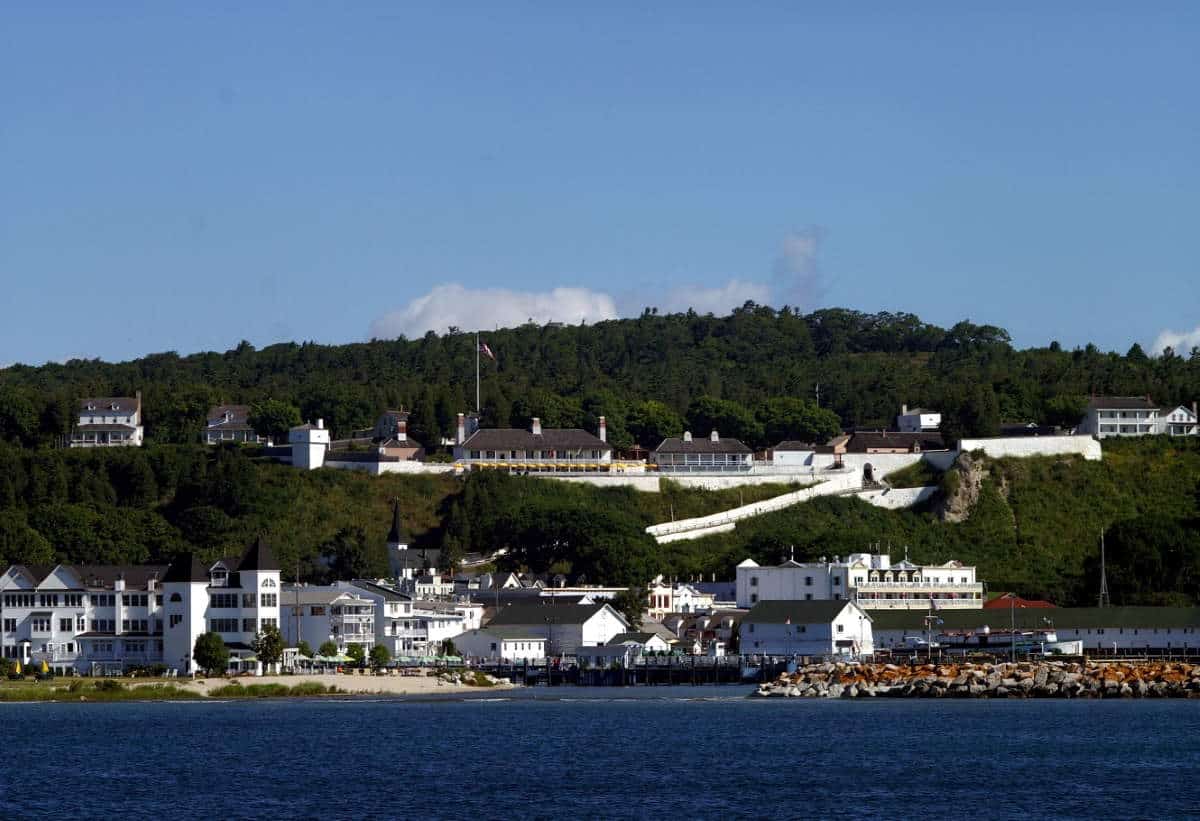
<box><xmin>261</xmin><ymin>593</ymin><xmax>277</xmax><ymax>608</ymax></box>
<box><xmin>833</xmin><ymin>577</ymin><xmax>841</xmax><ymax>587</ymax></box>
<box><xmin>169</xmin><ymin>615</ymin><xmax>182</xmax><ymax>628</ymax></box>
<box><xmin>169</xmin><ymin>592</ymin><xmax>182</xmax><ymax>603</ymax></box>
<box><xmin>60</xmin><ymin>618</ymin><xmax>73</xmax><ymax>632</ymax></box>
<box><xmin>64</xmin><ymin>594</ymin><xmax>83</xmax><ymax>607</ymax></box>
<box><xmin>750</xmin><ymin>577</ymin><xmax>758</xmax><ymax>587</ymax></box>
<box><xmin>261</xmin><ymin>618</ymin><xmax>277</xmax><ymax>629</ymax></box>
<box><xmin>32</xmin><ymin>618</ymin><xmax>51</xmax><ymax>632</ymax></box>
<box><xmin>209</xmin><ymin>619</ymin><xmax>239</xmax><ymax>633</ymax></box>
<box><xmin>310</xmin><ymin>606</ymin><xmax>326</xmax><ymax>616</ymax></box>
<box><xmin>748</xmin><ymin>624</ymin><xmax>755</xmax><ymax>633</ymax></box>
<box><xmin>836</xmin><ymin>624</ymin><xmax>844</xmax><ymax>633</ymax></box>
<box><xmin>242</xmin><ymin>618</ymin><xmax>256</xmax><ymax>633</ymax></box>
<box><xmin>210</xmin><ymin>593</ymin><xmax>239</xmax><ymax>609</ymax></box>
<box><xmin>2</xmin><ymin>619</ymin><xmax>14</xmax><ymax>633</ymax></box>
<box><xmin>261</xmin><ymin>578</ymin><xmax>277</xmax><ymax>588</ymax></box>
<box><xmin>242</xmin><ymin>593</ymin><xmax>256</xmax><ymax>608</ymax></box>
<box><xmin>750</xmin><ymin>593</ymin><xmax>758</xmax><ymax>604</ymax></box>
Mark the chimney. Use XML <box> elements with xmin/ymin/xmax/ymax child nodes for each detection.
<box><xmin>531</xmin><ymin>417</ymin><xmax>542</xmax><ymax>435</ymax></box>
<box><xmin>396</xmin><ymin>418</ymin><xmax>407</xmax><ymax>442</ymax></box>
<box><xmin>598</xmin><ymin>416</ymin><xmax>607</xmax><ymax>443</ymax></box>
<box><xmin>683</xmin><ymin>431</ymin><xmax>692</xmax><ymax>443</ymax></box>
<box><xmin>901</xmin><ymin>404</ymin><xmax>908</xmax><ymax>416</ymax></box>
<box><xmin>456</xmin><ymin>413</ymin><xmax>466</xmax><ymax>445</ymax></box>
<box><xmin>710</xmin><ymin>430</ymin><xmax>719</xmax><ymax>443</ymax></box>
<box><xmin>317</xmin><ymin>418</ymin><xmax>324</xmax><ymax>430</ymax></box>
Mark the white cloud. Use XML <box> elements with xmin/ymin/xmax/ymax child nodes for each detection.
<box><xmin>655</xmin><ymin>279</ymin><xmax>772</xmax><ymax>315</ymax></box>
<box><xmin>1152</xmin><ymin>325</ymin><xmax>1200</xmax><ymax>357</ymax></box>
<box><xmin>369</xmin><ymin>283</ymin><xmax>619</xmax><ymax>339</ymax></box>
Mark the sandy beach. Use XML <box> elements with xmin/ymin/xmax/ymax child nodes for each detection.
<box><xmin>176</xmin><ymin>672</ymin><xmax>515</xmax><ymax>697</ymax></box>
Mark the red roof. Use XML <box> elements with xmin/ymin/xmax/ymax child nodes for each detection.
<box><xmin>983</xmin><ymin>593</ymin><xmax>1055</xmax><ymax>609</ymax></box>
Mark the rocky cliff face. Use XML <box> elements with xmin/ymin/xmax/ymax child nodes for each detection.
<box><xmin>936</xmin><ymin>452</ymin><xmax>985</xmax><ymax>523</ymax></box>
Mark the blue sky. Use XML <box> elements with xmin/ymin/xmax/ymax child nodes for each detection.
<box><xmin>2</xmin><ymin>2</ymin><xmax>1198</xmax><ymax>365</ymax></box>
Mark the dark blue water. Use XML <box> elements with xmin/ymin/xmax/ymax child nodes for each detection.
<box><xmin>2</xmin><ymin>687</ymin><xmax>1198</xmax><ymax>819</ymax></box>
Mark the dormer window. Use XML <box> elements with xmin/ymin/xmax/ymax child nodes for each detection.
<box><xmin>111</xmin><ymin>403</ymin><xmax>119</xmax><ymax>411</ymax></box>
<box><xmin>86</xmin><ymin>403</ymin><xmax>95</xmax><ymax>411</ymax></box>
<box><xmin>210</xmin><ymin>568</ymin><xmax>229</xmax><ymax>587</ymax></box>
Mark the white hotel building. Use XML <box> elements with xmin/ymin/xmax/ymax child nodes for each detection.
<box><xmin>736</xmin><ymin>553</ymin><xmax>984</xmax><ymax>611</ymax></box>
<box><xmin>1</xmin><ymin>538</ymin><xmax>282</xmax><ymax>675</ymax></box>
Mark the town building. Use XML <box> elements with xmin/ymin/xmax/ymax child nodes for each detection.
<box><xmin>279</xmin><ymin>587</ymin><xmax>376</xmax><ymax>656</ymax></box>
<box><xmin>736</xmin><ymin>553</ymin><xmax>983</xmax><ymax>610</ymax></box>
<box><xmin>333</xmin><ymin>580</ymin><xmax>422</xmax><ymax>657</ymax></box>
<box><xmin>869</xmin><ymin>607</ymin><xmax>1200</xmax><ymax>652</ymax></box>
<box><xmin>896</xmin><ymin>405</ymin><xmax>941</xmax><ymax>433</ymax></box>
<box><xmin>70</xmin><ymin>393</ymin><xmax>144</xmax><ymax>448</ymax></box>
<box><xmin>646</xmin><ymin>577</ymin><xmax>717</xmax><ymax>618</ymax></box>
<box><xmin>652</xmin><ymin>430</ymin><xmax>753</xmax><ymax>473</ymax></box>
<box><xmin>1</xmin><ymin>562</ymin><xmax>167</xmax><ymax>675</ymax></box>
<box><xmin>740</xmin><ymin>600</ymin><xmax>874</xmax><ymax>656</ymax></box>
<box><xmin>1077</xmin><ymin>396</ymin><xmax>1160</xmax><ymax>438</ymax></box>
<box><xmin>453</xmin><ymin>414</ymin><xmax>613</xmax><ymax>471</ymax></box>
<box><xmin>161</xmin><ymin>538</ymin><xmax>282</xmax><ymax>675</ymax></box>
<box><xmin>203</xmin><ymin>404</ymin><xmax>266</xmax><ymax>445</ymax></box>
<box><xmin>486</xmin><ymin>602</ymin><xmax>629</xmax><ymax>656</ymax></box>
<box><xmin>1158</xmin><ymin>404</ymin><xmax>1198</xmax><ymax>437</ymax></box>
<box><xmin>450</xmin><ymin>627</ymin><xmax>546</xmax><ymax>662</ymax></box>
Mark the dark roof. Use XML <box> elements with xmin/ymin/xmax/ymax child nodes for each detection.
<box><xmin>79</xmin><ymin>397</ymin><xmax>139</xmax><ymax>414</ymax></box>
<box><xmin>387</xmin><ymin>500</ymin><xmax>406</xmax><ymax>545</ymax></box>
<box><xmin>744</xmin><ymin>600</ymin><xmax>863</xmax><ymax>624</ymax></box>
<box><xmin>237</xmin><ymin>536</ymin><xmax>279</xmax><ymax>572</ymax></box>
<box><xmin>7</xmin><ymin>564</ymin><xmax>56</xmax><ymax>585</ymax></box>
<box><xmin>75</xmin><ymin>424</ymin><xmax>137</xmax><ymax>432</ymax></box>
<box><xmin>654</xmin><ymin>436</ymin><xmax>753</xmax><ymax>454</ymax></box>
<box><xmin>206</xmin><ymin>405</ymin><xmax>253</xmax><ymax>429</ymax></box>
<box><xmin>350</xmin><ymin>579</ymin><xmax>412</xmax><ymax>602</ymax></box>
<box><xmin>163</xmin><ymin>554</ymin><xmax>210</xmax><ymax>584</ymax></box>
<box><xmin>75</xmin><ymin>565</ymin><xmax>167</xmax><ymax>589</ymax></box>
<box><xmin>773</xmin><ymin>441</ymin><xmax>817</xmax><ymax>452</ymax></box>
<box><xmin>847</xmin><ymin>431</ymin><xmax>946</xmax><ymax>453</ymax></box>
<box><xmin>488</xmin><ymin>602</ymin><xmax>614</xmax><ymax>627</ymax></box>
<box><xmin>461</xmin><ymin>428</ymin><xmax>611</xmax><ymax>452</ymax></box>
<box><xmin>606</xmin><ymin>632</ymin><xmax>658</xmax><ymax>646</ymax></box>
<box><xmin>1086</xmin><ymin>396</ymin><xmax>1158</xmax><ymax>410</ymax></box>
<box><xmin>869</xmin><ymin>607</ymin><xmax>1200</xmax><ymax>632</ymax></box>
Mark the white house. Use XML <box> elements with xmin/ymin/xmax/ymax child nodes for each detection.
<box><xmin>335</xmin><ymin>580</ymin><xmax>422</xmax><ymax>657</ymax></box>
<box><xmin>1077</xmin><ymin>396</ymin><xmax>1160</xmax><ymax>438</ymax></box>
<box><xmin>203</xmin><ymin>404</ymin><xmax>266</xmax><ymax>445</ymax></box>
<box><xmin>652</xmin><ymin>430</ymin><xmax>753</xmax><ymax>473</ymax></box>
<box><xmin>280</xmin><ymin>587</ymin><xmax>376</xmax><ymax>656</ymax></box>
<box><xmin>1</xmin><ymin>563</ymin><xmax>167</xmax><ymax>675</ymax></box>
<box><xmin>736</xmin><ymin>554</ymin><xmax>983</xmax><ymax>611</ymax></box>
<box><xmin>771</xmin><ymin>441</ymin><xmax>817</xmax><ymax>468</ymax></box>
<box><xmin>451</xmin><ymin>627</ymin><xmax>546</xmax><ymax>663</ymax></box>
<box><xmin>453</xmin><ymin>414</ymin><xmax>613</xmax><ymax>471</ymax></box>
<box><xmin>1158</xmin><ymin>404</ymin><xmax>1198</xmax><ymax>437</ymax></box>
<box><xmin>486</xmin><ymin>602</ymin><xmax>629</xmax><ymax>656</ymax></box>
<box><xmin>740</xmin><ymin>600</ymin><xmax>874</xmax><ymax>657</ymax></box>
<box><xmin>70</xmin><ymin>393</ymin><xmax>144</xmax><ymax>448</ymax></box>
<box><xmin>896</xmin><ymin>405</ymin><xmax>941</xmax><ymax>433</ymax></box>
<box><xmin>646</xmin><ymin>577</ymin><xmax>717</xmax><ymax>618</ymax></box>
<box><xmin>161</xmin><ymin>537</ymin><xmax>282</xmax><ymax>675</ymax></box>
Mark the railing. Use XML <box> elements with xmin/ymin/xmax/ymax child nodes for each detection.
<box><xmin>856</xmin><ymin>582</ymin><xmax>983</xmax><ymax>591</ymax></box>
<box><xmin>858</xmin><ymin>599</ymin><xmax>980</xmax><ymax>610</ymax></box>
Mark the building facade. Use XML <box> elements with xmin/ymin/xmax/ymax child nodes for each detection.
<box><xmin>486</xmin><ymin>602</ymin><xmax>629</xmax><ymax>656</ymax></box>
<box><xmin>1077</xmin><ymin>397</ymin><xmax>1160</xmax><ymax>438</ymax></box>
<box><xmin>70</xmin><ymin>394</ymin><xmax>144</xmax><ymax>448</ymax></box>
<box><xmin>896</xmin><ymin>405</ymin><xmax>941</xmax><ymax>433</ymax></box>
<box><xmin>1158</xmin><ymin>404</ymin><xmax>1198</xmax><ymax>437</ymax></box>
<box><xmin>280</xmin><ymin>587</ymin><xmax>376</xmax><ymax>656</ymax></box>
<box><xmin>652</xmin><ymin>430</ymin><xmax>753</xmax><ymax>473</ymax></box>
<box><xmin>453</xmin><ymin>415</ymin><xmax>613</xmax><ymax>471</ymax></box>
<box><xmin>203</xmin><ymin>405</ymin><xmax>266</xmax><ymax>445</ymax></box>
<box><xmin>736</xmin><ymin>553</ymin><xmax>983</xmax><ymax>610</ymax></box>
<box><xmin>740</xmin><ymin>600</ymin><xmax>874</xmax><ymax>657</ymax></box>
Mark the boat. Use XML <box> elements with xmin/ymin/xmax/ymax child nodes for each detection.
<box><xmin>935</xmin><ymin>624</ymin><xmax>1059</xmax><ymax>653</ymax></box>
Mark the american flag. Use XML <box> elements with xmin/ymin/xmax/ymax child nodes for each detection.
<box><xmin>478</xmin><ymin>341</ymin><xmax>495</xmax><ymax>361</ymax></box>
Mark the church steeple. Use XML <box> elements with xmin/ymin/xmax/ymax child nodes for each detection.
<box><xmin>387</xmin><ymin>499</ymin><xmax>406</xmax><ymax>548</ymax></box>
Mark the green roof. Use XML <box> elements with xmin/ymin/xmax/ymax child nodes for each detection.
<box><xmin>868</xmin><ymin>607</ymin><xmax>1200</xmax><ymax>632</ymax></box>
<box><xmin>745</xmin><ymin>600</ymin><xmax>862</xmax><ymax>625</ymax></box>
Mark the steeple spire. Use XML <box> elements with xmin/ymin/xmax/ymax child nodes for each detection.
<box><xmin>387</xmin><ymin>499</ymin><xmax>406</xmax><ymax>546</ymax></box>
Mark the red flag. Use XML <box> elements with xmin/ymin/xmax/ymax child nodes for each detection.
<box><xmin>479</xmin><ymin>342</ymin><xmax>495</xmax><ymax>361</ymax></box>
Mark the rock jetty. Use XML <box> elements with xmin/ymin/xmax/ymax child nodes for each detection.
<box><xmin>754</xmin><ymin>660</ymin><xmax>1200</xmax><ymax>699</ymax></box>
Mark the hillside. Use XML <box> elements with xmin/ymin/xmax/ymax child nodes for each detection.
<box><xmin>0</xmin><ymin>306</ymin><xmax>1197</xmax><ymax>451</ymax></box>
<box><xmin>2</xmin><ymin>438</ymin><xmax>1195</xmax><ymax>604</ymax></box>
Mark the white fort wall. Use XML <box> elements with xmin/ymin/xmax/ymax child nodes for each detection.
<box><xmin>956</xmin><ymin>435</ymin><xmax>1101</xmax><ymax>461</ymax></box>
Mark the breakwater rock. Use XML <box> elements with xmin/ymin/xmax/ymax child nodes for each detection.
<box><xmin>753</xmin><ymin>660</ymin><xmax>1200</xmax><ymax>699</ymax></box>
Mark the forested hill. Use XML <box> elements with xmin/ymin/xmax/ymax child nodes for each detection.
<box><xmin>1</xmin><ymin>305</ymin><xmax>1197</xmax><ymax>450</ymax></box>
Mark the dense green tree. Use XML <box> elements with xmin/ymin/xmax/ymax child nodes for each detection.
<box><xmin>193</xmin><ymin>632</ymin><xmax>229</xmax><ymax>676</ymax></box>
<box><xmin>317</xmin><ymin>640</ymin><xmax>338</xmax><ymax>657</ymax></box>
<box><xmin>756</xmin><ymin>397</ymin><xmax>842</xmax><ymax>445</ymax></box>
<box><xmin>369</xmin><ymin>645</ymin><xmax>391</xmax><ymax>668</ymax></box>
<box><xmin>610</xmin><ymin>587</ymin><xmax>647</xmax><ymax>628</ymax></box>
<box><xmin>686</xmin><ymin>396</ymin><xmax>762</xmax><ymax>446</ymax></box>
<box><xmin>248</xmin><ymin>399</ymin><xmax>302</xmax><ymax>442</ymax></box>
<box><xmin>346</xmin><ymin>643</ymin><xmax>366</xmax><ymax>667</ymax></box>
<box><xmin>252</xmin><ymin>624</ymin><xmax>286</xmax><ymax>669</ymax></box>
<box><xmin>626</xmin><ymin>400</ymin><xmax>685</xmax><ymax>447</ymax></box>
<box><xmin>318</xmin><ymin>526</ymin><xmax>387</xmax><ymax>582</ymax></box>
<box><xmin>297</xmin><ymin>640</ymin><xmax>313</xmax><ymax>659</ymax></box>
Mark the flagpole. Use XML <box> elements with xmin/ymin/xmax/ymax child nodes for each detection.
<box><xmin>475</xmin><ymin>331</ymin><xmax>480</xmax><ymax>413</ymax></box>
